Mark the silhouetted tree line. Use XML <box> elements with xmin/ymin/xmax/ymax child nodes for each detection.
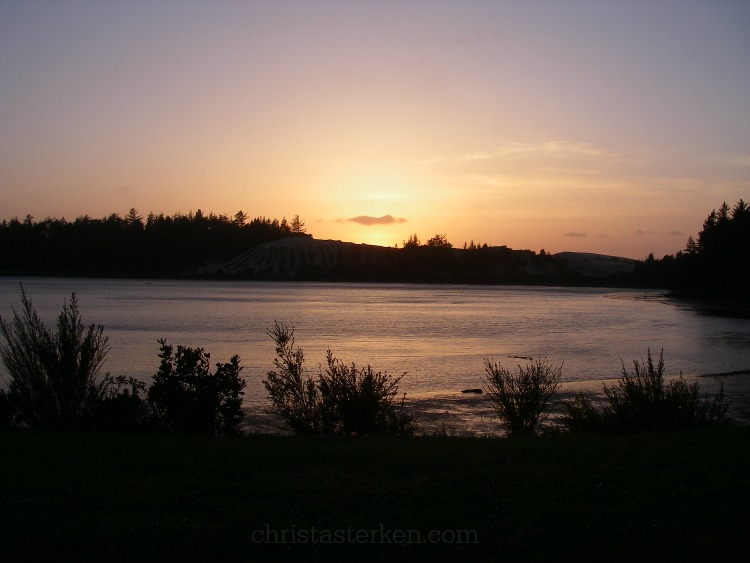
<box><xmin>0</xmin><ymin>213</ymin><xmax>631</xmax><ymax>285</ymax></box>
<box><xmin>0</xmin><ymin>210</ymin><xmax>309</xmax><ymax>277</ymax></box>
<box><xmin>391</xmin><ymin>232</ymin><xmax>611</xmax><ymax>285</ymax></box>
<box><xmin>401</xmin><ymin>233</ymin><xmax>453</xmax><ymax>249</ymax></box>
<box><xmin>398</xmin><ymin>241</ymin><xmax>557</xmax><ymax>284</ymax></box>
<box><xmin>6</xmin><ymin>202</ymin><xmax>746</xmax><ymax>292</ymax></box>
<box><xmin>630</xmin><ymin>199</ymin><xmax>749</xmax><ymax>296</ymax></box>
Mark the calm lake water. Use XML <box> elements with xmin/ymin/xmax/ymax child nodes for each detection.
<box><xmin>2</xmin><ymin>277</ymin><xmax>749</xmax><ymax>433</ymax></box>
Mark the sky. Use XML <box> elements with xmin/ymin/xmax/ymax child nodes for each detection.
<box><xmin>1</xmin><ymin>1</ymin><xmax>749</xmax><ymax>259</ymax></box>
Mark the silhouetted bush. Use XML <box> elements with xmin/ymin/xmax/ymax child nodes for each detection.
<box><xmin>563</xmin><ymin>349</ymin><xmax>730</xmax><ymax>433</ymax></box>
<box><xmin>265</xmin><ymin>322</ymin><xmax>414</xmax><ymax>435</ymax></box>
<box><xmin>264</xmin><ymin>322</ymin><xmax>321</xmax><ymax>433</ymax></box>
<box><xmin>148</xmin><ymin>340</ymin><xmax>246</xmax><ymax>435</ymax></box>
<box><xmin>319</xmin><ymin>350</ymin><xmax>414</xmax><ymax>435</ymax></box>
<box><xmin>0</xmin><ymin>388</ymin><xmax>14</xmax><ymax>427</ymax></box>
<box><xmin>482</xmin><ymin>357</ymin><xmax>563</xmax><ymax>437</ymax></box>
<box><xmin>92</xmin><ymin>375</ymin><xmax>152</xmax><ymax>432</ymax></box>
<box><xmin>0</xmin><ymin>288</ymin><xmax>112</xmax><ymax>429</ymax></box>
<box><xmin>560</xmin><ymin>392</ymin><xmax>604</xmax><ymax>433</ymax></box>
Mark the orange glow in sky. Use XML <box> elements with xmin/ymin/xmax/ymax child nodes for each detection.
<box><xmin>1</xmin><ymin>1</ymin><xmax>749</xmax><ymax>259</ymax></box>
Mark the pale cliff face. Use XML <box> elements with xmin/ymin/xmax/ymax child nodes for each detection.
<box><xmin>218</xmin><ymin>238</ymin><xmax>396</xmax><ymax>278</ymax></box>
<box><xmin>552</xmin><ymin>253</ymin><xmax>638</xmax><ymax>277</ymax></box>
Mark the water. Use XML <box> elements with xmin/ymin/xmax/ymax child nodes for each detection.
<box><xmin>2</xmin><ymin>277</ymin><xmax>749</xmax><ymax>433</ymax></box>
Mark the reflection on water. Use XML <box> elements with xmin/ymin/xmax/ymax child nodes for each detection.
<box><xmin>1</xmin><ymin>277</ymin><xmax>749</xmax><ymax>433</ymax></box>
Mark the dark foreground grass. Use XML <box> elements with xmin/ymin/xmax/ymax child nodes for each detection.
<box><xmin>2</xmin><ymin>427</ymin><xmax>749</xmax><ymax>562</ymax></box>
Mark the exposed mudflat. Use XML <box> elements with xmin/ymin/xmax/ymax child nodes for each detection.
<box><xmin>244</xmin><ymin>372</ymin><xmax>750</xmax><ymax>436</ymax></box>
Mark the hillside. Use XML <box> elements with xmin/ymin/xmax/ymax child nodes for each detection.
<box><xmin>553</xmin><ymin>252</ymin><xmax>639</xmax><ymax>277</ymax></box>
<box><xmin>216</xmin><ymin>237</ymin><xmax>397</xmax><ymax>278</ymax></box>
<box><xmin>208</xmin><ymin>237</ymin><xmax>637</xmax><ymax>284</ymax></box>
<box><xmin>0</xmin><ymin>212</ymin><xmax>642</xmax><ymax>285</ymax></box>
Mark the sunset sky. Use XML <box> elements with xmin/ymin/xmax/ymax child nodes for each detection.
<box><xmin>1</xmin><ymin>1</ymin><xmax>748</xmax><ymax>259</ymax></box>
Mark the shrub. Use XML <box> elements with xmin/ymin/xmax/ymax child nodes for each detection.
<box><xmin>265</xmin><ymin>321</ymin><xmax>414</xmax><ymax>435</ymax></box>
<box><xmin>148</xmin><ymin>339</ymin><xmax>246</xmax><ymax>435</ymax></box>
<box><xmin>264</xmin><ymin>322</ymin><xmax>321</xmax><ymax>433</ymax></box>
<box><xmin>560</xmin><ymin>392</ymin><xmax>604</xmax><ymax>433</ymax></box>
<box><xmin>482</xmin><ymin>357</ymin><xmax>563</xmax><ymax>437</ymax></box>
<box><xmin>0</xmin><ymin>288</ymin><xmax>111</xmax><ymax>429</ymax></box>
<box><xmin>319</xmin><ymin>350</ymin><xmax>414</xmax><ymax>436</ymax></box>
<box><xmin>0</xmin><ymin>388</ymin><xmax>14</xmax><ymax>427</ymax></box>
<box><xmin>92</xmin><ymin>375</ymin><xmax>152</xmax><ymax>432</ymax></box>
<box><xmin>562</xmin><ymin>349</ymin><xmax>730</xmax><ymax>433</ymax></box>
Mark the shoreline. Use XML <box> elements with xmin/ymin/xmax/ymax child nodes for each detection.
<box><xmin>244</xmin><ymin>372</ymin><xmax>750</xmax><ymax>436</ymax></box>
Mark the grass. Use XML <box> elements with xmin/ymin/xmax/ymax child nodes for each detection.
<box><xmin>2</xmin><ymin>428</ymin><xmax>749</xmax><ymax>562</ymax></box>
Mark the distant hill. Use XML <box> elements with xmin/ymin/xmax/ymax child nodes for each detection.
<box><xmin>207</xmin><ymin>237</ymin><xmax>637</xmax><ymax>285</ymax></box>
<box><xmin>5</xmin><ymin>199</ymin><xmax>743</xmax><ymax>293</ymax></box>
<box><xmin>553</xmin><ymin>252</ymin><xmax>638</xmax><ymax>277</ymax></box>
<box><xmin>214</xmin><ymin>237</ymin><xmax>397</xmax><ymax>279</ymax></box>
<box><xmin>0</xmin><ymin>213</ymin><xmax>639</xmax><ymax>286</ymax></box>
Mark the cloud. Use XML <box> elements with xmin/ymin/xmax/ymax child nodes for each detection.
<box><xmin>565</xmin><ymin>232</ymin><xmax>588</xmax><ymax>238</ymax></box>
<box><xmin>461</xmin><ymin>151</ymin><xmax>495</xmax><ymax>161</ymax></box>
<box><xmin>667</xmin><ymin>231</ymin><xmax>684</xmax><ymax>237</ymax></box>
<box><xmin>542</xmin><ymin>141</ymin><xmax>603</xmax><ymax>158</ymax></box>
<box><xmin>636</xmin><ymin>229</ymin><xmax>656</xmax><ymax>236</ymax></box>
<box><xmin>346</xmin><ymin>215</ymin><xmax>407</xmax><ymax>226</ymax></box>
<box><xmin>481</xmin><ymin>141</ymin><xmax>605</xmax><ymax>160</ymax></box>
<box><xmin>541</xmin><ymin>166</ymin><xmax>601</xmax><ymax>176</ymax></box>
<box><xmin>466</xmin><ymin>174</ymin><xmax>514</xmax><ymax>187</ymax></box>
<box><xmin>720</xmin><ymin>154</ymin><xmax>750</xmax><ymax>166</ymax></box>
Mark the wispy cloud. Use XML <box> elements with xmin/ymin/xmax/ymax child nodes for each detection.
<box><xmin>565</xmin><ymin>232</ymin><xmax>588</xmax><ymax>238</ymax></box>
<box><xmin>541</xmin><ymin>141</ymin><xmax>603</xmax><ymax>158</ymax></box>
<box><xmin>460</xmin><ymin>151</ymin><xmax>495</xmax><ymax>161</ymax></box>
<box><xmin>541</xmin><ymin>166</ymin><xmax>601</xmax><ymax>176</ymax></box>
<box><xmin>417</xmin><ymin>157</ymin><xmax>445</xmax><ymax>165</ymax></box>
<box><xmin>461</xmin><ymin>141</ymin><xmax>605</xmax><ymax>162</ymax></box>
<box><xmin>719</xmin><ymin>154</ymin><xmax>750</xmax><ymax>166</ymax></box>
<box><xmin>345</xmin><ymin>215</ymin><xmax>407</xmax><ymax>226</ymax></box>
<box><xmin>467</xmin><ymin>174</ymin><xmax>516</xmax><ymax>187</ymax></box>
